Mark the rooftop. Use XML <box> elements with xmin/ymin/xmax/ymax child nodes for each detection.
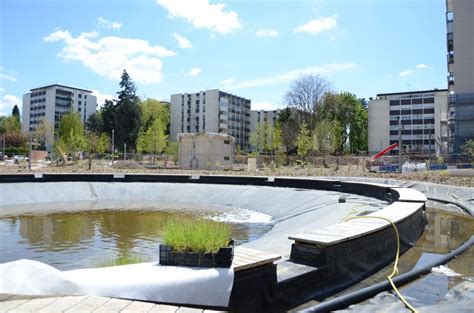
<box><xmin>30</xmin><ymin>84</ymin><xmax>93</xmax><ymax>93</ymax></box>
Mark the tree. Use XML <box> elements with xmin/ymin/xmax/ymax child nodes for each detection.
<box><xmin>140</xmin><ymin>98</ymin><xmax>170</xmax><ymax>133</ymax></box>
<box><xmin>86</xmin><ymin>132</ymin><xmax>109</xmax><ymax>169</ymax></box>
<box><xmin>115</xmin><ymin>70</ymin><xmax>142</xmax><ymax>150</ymax></box>
<box><xmin>313</xmin><ymin>120</ymin><xmax>341</xmax><ymax>156</ymax></box>
<box><xmin>317</xmin><ymin>92</ymin><xmax>368</xmax><ymax>153</ymax></box>
<box><xmin>58</xmin><ymin>111</ymin><xmax>86</xmax><ymax>159</ymax></box>
<box><xmin>136</xmin><ymin>118</ymin><xmax>168</xmax><ymax>163</ymax></box>
<box><xmin>86</xmin><ymin>112</ymin><xmax>104</xmax><ymax>134</ymax></box>
<box><xmin>296</xmin><ymin>123</ymin><xmax>313</xmax><ymax>163</ymax></box>
<box><xmin>461</xmin><ymin>140</ymin><xmax>474</xmax><ymax>160</ymax></box>
<box><xmin>277</xmin><ymin>107</ymin><xmax>299</xmax><ymax>153</ymax></box>
<box><xmin>250</xmin><ymin>121</ymin><xmax>271</xmax><ymax>153</ymax></box>
<box><xmin>33</xmin><ymin>117</ymin><xmax>54</xmax><ymax>150</ymax></box>
<box><xmin>101</xmin><ymin>99</ymin><xmax>117</xmax><ymax>137</ymax></box>
<box><xmin>11</xmin><ymin>105</ymin><xmax>20</xmax><ymax>124</ymax></box>
<box><xmin>165</xmin><ymin>141</ymin><xmax>179</xmax><ymax>165</ymax></box>
<box><xmin>284</xmin><ymin>74</ymin><xmax>331</xmax><ymax>131</ymax></box>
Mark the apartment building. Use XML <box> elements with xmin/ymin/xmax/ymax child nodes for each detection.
<box><xmin>250</xmin><ymin>109</ymin><xmax>281</xmax><ymax>133</ymax></box>
<box><xmin>446</xmin><ymin>0</ymin><xmax>474</xmax><ymax>154</ymax></box>
<box><xmin>22</xmin><ymin>84</ymin><xmax>97</xmax><ymax>151</ymax></box>
<box><xmin>170</xmin><ymin>89</ymin><xmax>251</xmax><ymax>149</ymax></box>
<box><xmin>368</xmin><ymin>89</ymin><xmax>448</xmax><ymax>156</ymax></box>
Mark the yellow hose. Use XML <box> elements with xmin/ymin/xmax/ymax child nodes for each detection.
<box><xmin>341</xmin><ymin>214</ymin><xmax>419</xmax><ymax>313</ymax></box>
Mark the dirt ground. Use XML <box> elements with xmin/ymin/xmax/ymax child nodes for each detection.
<box><xmin>1</xmin><ymin>159</ymin><xmax>473</xmax><ymax>187</ymax></box>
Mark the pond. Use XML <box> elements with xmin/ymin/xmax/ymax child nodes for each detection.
<box><xmin>0</xmin><ymin>203</ymin><xmax>274</xmax><ymax>270</ymax></box>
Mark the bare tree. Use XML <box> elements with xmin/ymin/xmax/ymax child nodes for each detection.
<box><xmin>284</xmin><ymin>74</ymin><xmax>331</xmax><ymax>131</ymax></box>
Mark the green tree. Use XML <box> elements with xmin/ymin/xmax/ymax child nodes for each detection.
<box><xmin>165</xmin><ymin>141</ymin><xmax>179</xmax><ymax>165</ymax></box>
<box><xmin>101</xmin><ymin>99</ymin><xmax>117</xmax><ymax>137</ymax></box>
<box><xmin>115</xmin><ymin>70</ymin><xmax>142</xmax><ymax>150</ymax></box>
<box><xmin>461</xmin><ymin>140</ymin><xmax>474</xmax><ymax>160</ymax></box>
<box><xmin>277</xmin><ymin>107</ymin><xmax>299</xmax><ymax>153</ymax></box>
<box><xmin>11</xmin><ymin>105</ymin><xmax>20</xmax><ymax>124</ymax></box>
<box><xmin>136</xmin><ymin>118</ymin><xmax>168</xmax><ymax>163</ymax></box>
<box><xmin>86</xmin><ymin>132</ymin><xmax>109</xmax><ymax>169</ymax></box>
<box><xmin>86</xmin><ymin>112</ymin><xmax>104</xmax><ymax>134</ymax></box>
<box><xmin>140</xmin><ymin>98</ymin><xmax>170</xmax><ymax>133</ymax></box>
<box><xmin>313</xmin><ymin>120</ymin><xmax>341</xmax><ymax>156</ymax></box>
<box><xmin>58</xmin><ymin>111</ymin><xmax>86</xmax><ymax>159</ymax></box>
<box><xmin>296</xmin><ymin>123</ymin><xmax>312</xmax><ymax>163</ymax></box>
<box><xmin>317</xmin><ymin>92</ymin><xmax>368</xmax><ymax>153</ymax></box>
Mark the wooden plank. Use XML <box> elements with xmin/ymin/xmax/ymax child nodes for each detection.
<box><xmin>91</xmin><ymin>298</ymin><xmax>131</xmax><ymax>312</ymax></box>
<box><xmin>64</xmin><ymin>295</ymin><xmax>109</xmax><ymax>312</ymax></box>
<box><xmin>12</xmin><ymin>297</ymin><xmax>58</xmax><ymax>312</ymax></box>
<box><xmin>290</xmin><ymin>201</ymin><xmax>423</xmax><ymax>246</ymax></box>
<box><xmin>0</xmin><ymin>295</ymin><xmax>35</xmax><ymax>311</ymax></box>
<box><xmin>120</xmin><ymin>300</ymin><xmax>156</xmax><ymax>313</ymax></box>
<box><xmin>38</xmin><ymin>295</ymin><xmax>89</xmax><ymax>313</ymax></box>
<box><xmin>148</xmin><ymin>304</ymin><xmax>179</xmax><ymax>313</ymax></box>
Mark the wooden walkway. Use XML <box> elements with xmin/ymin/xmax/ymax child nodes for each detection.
<box><xmin>0</xmin><ymin>247</ymin><xmax>280</xmax><ymax>313</ymax></box>
<box><xmin>0</xmin><ymin>294</ymin><xmax>225</xmax><ymax>313</ymax></box>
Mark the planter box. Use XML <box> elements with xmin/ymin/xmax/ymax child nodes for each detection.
<box><xmin>159</xmin><ymin>241</ymin><xmax>234</xmax><ymax>268</ymax></box>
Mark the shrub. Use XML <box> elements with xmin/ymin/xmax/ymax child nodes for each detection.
<box><xmin>163</xmin><ymin>218</ymin><xmax>231</xmax><ymax>253</ymax></box>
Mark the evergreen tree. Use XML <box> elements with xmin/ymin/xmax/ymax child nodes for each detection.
<box><xmin>11</xmin><ymin>105</ymin><xmax>20</xmax><ymax>123</ymax></box>
<box><xmin>115</xmin><ymin>70</ymin><xmax>142</xmax><ymax>150</ymax></box>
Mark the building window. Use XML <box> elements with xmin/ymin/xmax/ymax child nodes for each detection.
<box><xmin>401</xmin><ymin>99</ymin><xmax>411</xmax><ymax>105</ymax></box>
<box><xmin>423</xmin><ymin>98</ymin><xmax>434</xmax><ymax>104</ymax></box>
<box><xmin>224</xmin><ymin>140</ymin><xmax>230</xmax><ymax>145</ymax></box>
<box><xmin>78</xmin><ymin>94</ymin><xmax>82</xmax><ymax>98</ymax></box>
<box><xmin>224</xmin><ymin>156</ymin><xmax>230</xmax><ymax>161</ymax></box>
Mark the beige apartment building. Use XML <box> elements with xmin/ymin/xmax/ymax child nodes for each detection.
<box><xmin>368</xmin><ymin>89</ymin><xmax>448</xmax><ymax>156</ymax></box>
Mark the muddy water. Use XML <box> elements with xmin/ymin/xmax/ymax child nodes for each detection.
<box><xmin>336</xmin><ymin>206</ymin><xmax>474</xmax><ymax>306</ymax></box>
<box><xmin>0</xmin><ymin>208</ymin><xmax>273</xmax><ymax>270</ymax></box>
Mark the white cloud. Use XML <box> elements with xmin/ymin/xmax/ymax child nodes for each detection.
<box><xmin>98</xmin><ymin>17</ymin><xmax>122</xmax><ymax>30</ymax></box>
<box><xmin>44</xmin><ymin>29</ymin><xmax>176</xmax><ymax>84</ymax></box>
<box><xmin>0</xmin><ymin>94</ymin><xmax>21</xmax><ymax>115</ymax></box>
<box><xmin>399</xmin><ymin>70</ymin><xmax>416</xmax><ymax>77</ymax></box>
<box><xmin>157</xmin><ymin>0</ymin><xmax>241</xmax><ymax>34</ymax></box>
<box><xmin>188</xmin><ymin>67</ymin><xmax>201</xmax><ymax>76</ymax></box>
<box><xmin>91</xmin><ymin>89</ymin><xmax>117</xmax><ymax>108</ymax></box>
<box><xmin>295</xmin><ymin>15</ymin><xmax>337</xmax><ymax>35</ymax></box>
<box><xmin>252</xmin><ymin>102</ymin><xmax>279</xmax><ymax>110</ymax></box>
<box><xmin>256</xmin><ymin>29</ymin><xmax>278</xmax><ymax>37</ymax></box>
<box><xmin>220</xmin><ymin>78</ymin><xmax>235</xmax><ymax>85</ymax></box>
<box><xmin>225</xmin><ymin>63</ymin><xmax>358</xmax><ymax>90</ymax></box>
<box><xmin>172</xmin><ymin>33</ymin><xmax>193</xmax><ymax>49</ymax></box>
<box><xmin>416</xmin><ymin>64</ymin><xmax>434</xmax><ymax>70</ymax></box>
<box><xmin>0</xmin><ymin>66</ymin><xmax>17</xmax><ymax>82</ymax></box>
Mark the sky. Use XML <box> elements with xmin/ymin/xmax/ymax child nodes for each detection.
<box><xmin>0</xmin><ymin>0</ymin><xmax>448</xmax><ymax>116</ymax></box>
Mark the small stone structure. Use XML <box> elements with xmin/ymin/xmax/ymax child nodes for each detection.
<box><xmin>178</xmin><ymin>133</ymin><xmax>234</xmax><ymax>170</ymax></box>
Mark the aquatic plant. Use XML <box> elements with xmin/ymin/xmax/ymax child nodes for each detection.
<box><xmin>163</xmin><ymin>218</ymin><xmax>231</xmax><ymax>253</ymax></box>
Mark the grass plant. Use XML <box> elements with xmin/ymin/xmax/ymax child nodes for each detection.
<box><xmin>163</xmin><ymin>217</ymin><xmax>231</xmax><ymax>253</ymax></box>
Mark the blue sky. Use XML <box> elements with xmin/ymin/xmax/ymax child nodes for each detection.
<box><xmin>0</xmin><ymin>0</ymin><xmax>447</xmax><ymax>115</ymax></box>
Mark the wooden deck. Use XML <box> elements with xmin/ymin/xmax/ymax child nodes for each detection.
<box><xmin>0</xmin><ymin>247</ymin><xmax>280</xmax><ymax>313</ymax></box>
<box><xmin>289</xmin><ymin>201</ymin><xmax>425</xmax><ymax>246</ymax></box>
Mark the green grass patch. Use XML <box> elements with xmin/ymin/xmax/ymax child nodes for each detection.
<box><xmin>97</xmin><ymin>255</ymin><xmax>146</xmax><ymax>267</ymax></box>
<box><xmin>163</xmin><ymin>217</ymin><xmax>231</xmax><ymax>253</ymax></box>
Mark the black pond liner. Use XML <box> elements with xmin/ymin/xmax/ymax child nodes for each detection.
<box><xmin>159</xmin><ymin>240</ymin><xmax>234</xmax><ymax>268</ymax></box>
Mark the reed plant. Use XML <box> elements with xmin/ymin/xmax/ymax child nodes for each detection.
<box><xmin>163</xmin><ymin>217</ymin><xmax>231</xmax><ymax>253</ymax></box>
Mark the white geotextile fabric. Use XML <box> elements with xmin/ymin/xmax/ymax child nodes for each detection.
<box><xmin>0</xmin><ymin>259</ymin><xmax>234</xmax><ymax>307</ymax></box>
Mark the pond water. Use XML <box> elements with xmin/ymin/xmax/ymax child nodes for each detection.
<box><xmin>0</xmin><ymin>204</ymin><xmax>274</xmax><ymax>270</ymax></box>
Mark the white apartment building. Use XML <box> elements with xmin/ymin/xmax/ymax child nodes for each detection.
<box><xmin>446</xmin><ymin>0</ymin><xmax>474</xmax><ymax>154</ymax></box>
<box><xmin>250</xmin><ymin>109</ymin><xmax>281</xmax><ymax>133</ymax></box>
<box><xmin>368</xmin><ymin>89</ymin><xmax>448</xmax><ymax>156</ymax></box>
<box><xmin>170</xmin><ymin>89</ymin><xmax>251</xmax><ymax>149</ymax></box>
<box><xmin>22</xmin><ymin>84</ymin><xmax>97</xmax><ymax>151</ymax></box>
